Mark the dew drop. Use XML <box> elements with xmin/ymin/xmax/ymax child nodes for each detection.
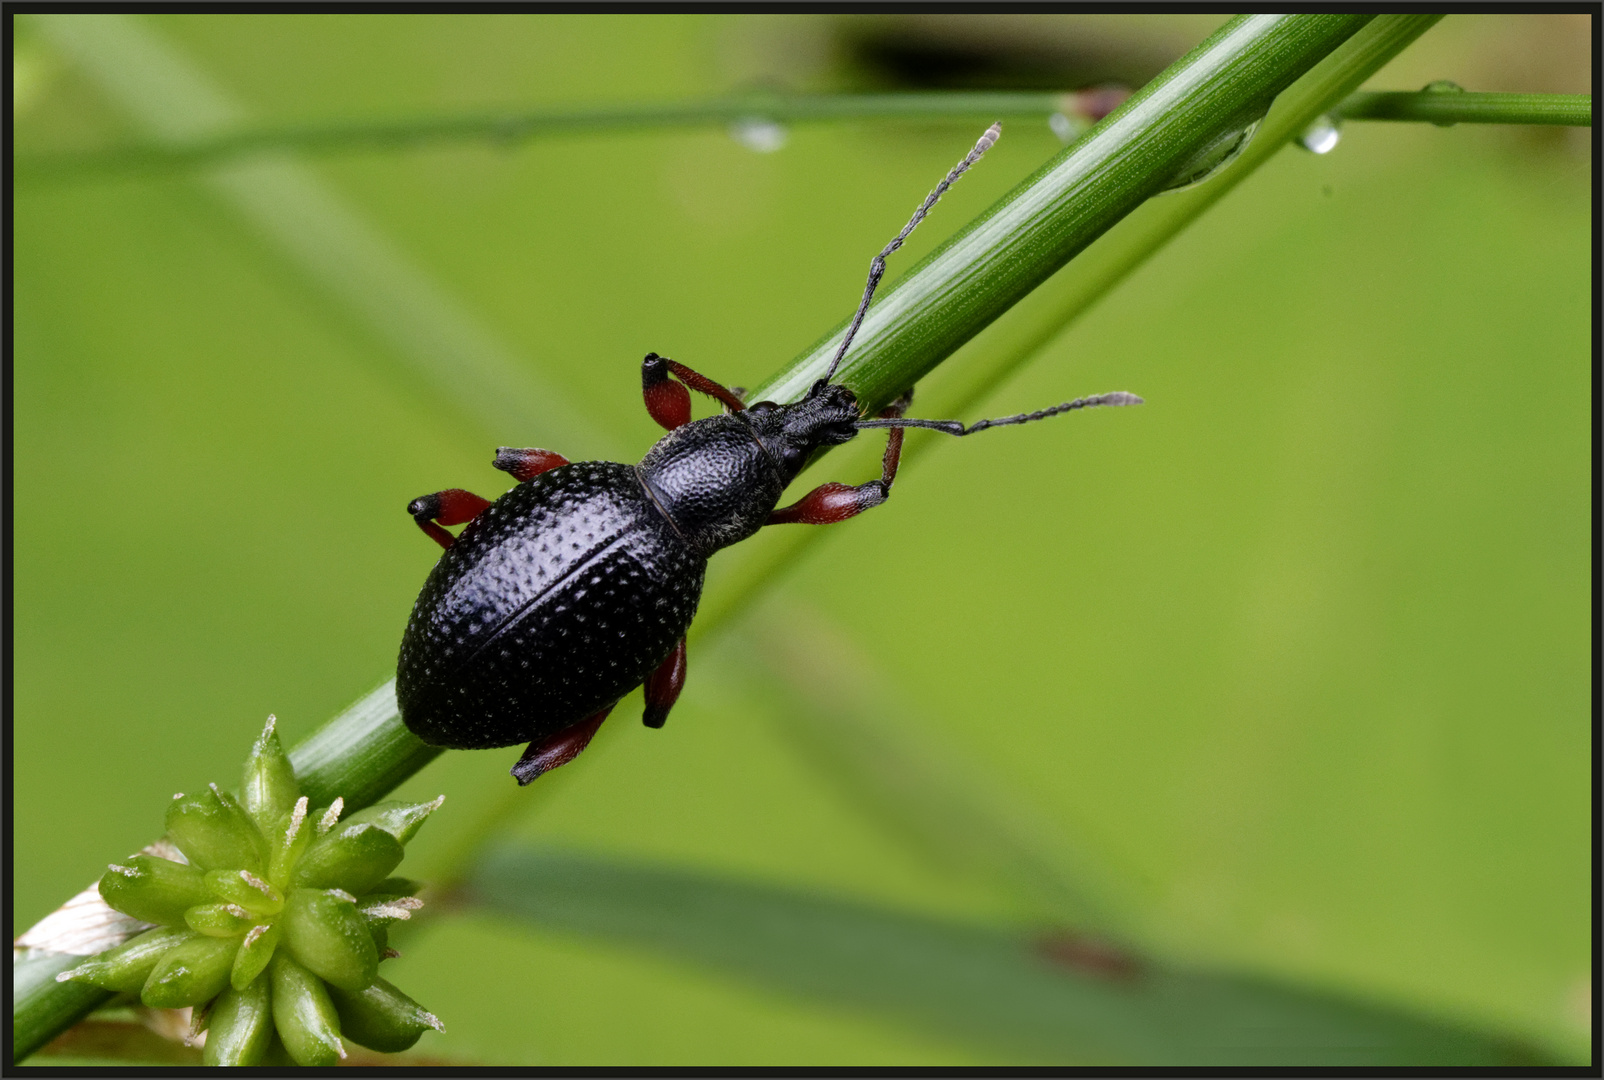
<box><xmin>1161</xmin><ymin>118</ymin><xmax>1262</xmax><ymax>192</ymax></box>
<box><xmin>1421</xmin><ymin>79</ymin><xmax>1464</xmax><ymax>127</ymax></box>
<box><xmin>1048</xmin><ymin>111</ymin><xmax>1080</xmax><ymax>144</ymax></box>
<box><xmin>1297</xmin><ymin>115</ymin><xmax>1341</xmax><ymax>155</ymax></box>
<box><xmin>729</xmin><ymin>116</ymin><xmax>788</xmax><ymax>153</ymax></box>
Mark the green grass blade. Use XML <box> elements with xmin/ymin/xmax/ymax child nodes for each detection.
<box><xmin>467</xmin><ymin>846</ymin><xmax>1549</xmax><ymax>1066</ymax></box>
<box><xmin>1336</xmin><ymin>89</ymin><xmax>1591</xmax><ymax>126</ymax></box>
<box><xmin>18</xmin><ymin>86</ymin><xmax>1587</xmax><ymax>183</ymax></box>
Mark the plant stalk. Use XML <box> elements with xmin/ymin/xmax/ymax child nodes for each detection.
<box><xmin>18</xmin><ymin>86</ymin><xmax>1590</xmax><ymax>183</ymax></box>
<box><xmin>1334</xmin><ymin>89</ymin><xmax>1591</xmax><ymax>126</ymax></box>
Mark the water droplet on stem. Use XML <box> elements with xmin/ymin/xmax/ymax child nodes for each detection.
<box><xmin>1420</xmin><ymin>80</ymin><xmax>1464</xmax><ymax>127</ymax></box>
<box><xmin>1297</xmin><ymin>115</ymin><xmax>1342</xmax><ymax>155</ymax></box>
<box><xmin>1161</xmin><ymin>119</ymin><xmax>1262</xmax><ymax>192</ymax></box>
<box><xmin>728</xmin><ymin>117</ymin><xmax>788</xmax><ymax>153</ymax></box>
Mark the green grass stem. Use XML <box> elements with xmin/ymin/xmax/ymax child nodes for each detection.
<box><xmin>1335</xmin><ymin>89</ymin><xmax>1591</xmax><ymax>126</ymax></box>
<box><xmin>18</xmin><ymin>83</ymin><xmax>1583</xmax><ymax>184</ymax></box>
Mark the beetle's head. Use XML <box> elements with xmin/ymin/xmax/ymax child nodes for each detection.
<box><xmin>742</xmin><ymin>378</ymin><xmax>861</xmax><ymax>483</ymax></box>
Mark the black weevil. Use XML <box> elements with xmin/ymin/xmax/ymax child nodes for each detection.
<box><xmin>396</xmin><ymin>123</ymin><xmax>1142</xmax><ymax>784</ymax></box>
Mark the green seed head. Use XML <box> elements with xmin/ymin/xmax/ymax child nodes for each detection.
<box><xmin>62</xmin><ymin>718</ymin><xmax>445</xmax><ymax>1065</ymax></box>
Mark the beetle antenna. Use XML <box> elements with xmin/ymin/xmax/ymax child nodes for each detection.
<box><xmin>822</xmin><ymin>121</ymin><xmax>1002</xmax><ymax>385</ymax></box>
<box><xmin>855</xmin><ymin>391</ymin><xmax>1144</xmax><ymax>435</ymax></box>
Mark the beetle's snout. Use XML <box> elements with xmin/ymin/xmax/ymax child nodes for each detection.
<box><xmin>784</xmin><ymin>391</ymin><xmax>859</xmax><ymax>448</ymax></box>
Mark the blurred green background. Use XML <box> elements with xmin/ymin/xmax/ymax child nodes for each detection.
<box><xmin>13</xmin><ymin>13</ymin><xmax>1591</xmax><ymax>1066</ymax></box>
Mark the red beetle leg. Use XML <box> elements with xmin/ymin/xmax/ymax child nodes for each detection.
<box><xmin>408</xmin><ymin>488</ymin><xmax>493</xmax><ymax>549</ymax></box>
<box><xmin>642</xmin><ymin>638</ymin><xmax>687</xmax><ymax>729</ymax></box>
<box><xmin>510</xmin><ymin>705</ymin><xmax>614</xmax><ymax>785</ymax></box>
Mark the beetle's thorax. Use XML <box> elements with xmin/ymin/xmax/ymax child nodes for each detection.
<box><xmin>635</xmin><ymin>380</ymin><xmax>860</xmax><ymax>555</ymax></box>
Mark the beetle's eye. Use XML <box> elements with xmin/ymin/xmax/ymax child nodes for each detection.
<box><xmin>747</xmin><ymin>401</ymin><xmax>777</xmax><ymax>415</ymax></box>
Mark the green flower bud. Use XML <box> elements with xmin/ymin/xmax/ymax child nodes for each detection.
<box><xmin>232</xmin><ymin>921</ymin><xmax>282</xmax><ymax>991</ymax></box>
<box><xmin>141</xmin><ymin>932</ymin><xmax>237</xmax><ymax>1008</ymax></box>
<box><xmin>340</xmin><ymin>796</ymin><xmax>445</xmax><ymax>846</ymax></box>
<box><xmin>166</xmin><ymin>785</ymin><xmax>267</xmax><ymax>872</ymax></box>
<box><xmin>241</xmin><ymin>715</ymin><xmax>301</xmax><ymax>832</ymax></box>
<box><xmin>293</xmin><ymin>823</ymin><xmax>404</xmax><ymax>895</ymax></box>
<box><xmin>184</xmin><ymin>902</ymin><xmax>256</xmax><ymax>937</ymax></box>
<box><xmin>281</xmin><ymin>887</ymin><xmax>379</xmax><ymax>992</ymax></box>
<box><xmin>269</xmin><ymin>952</ymin><xmax>345</xmax><ymax>1066</ymax></box>
<box><xmin>98</xmin><ymin>854</ymin><xmax>212</xmax><ymax>926</ymax></box>
<box><xmin>204</xmin><ymin>868</ymin><xmax>283</xmax><ymax>916</ymax></box>
<box><xmin>55</xmin><ymin>927</ymin><xmax>193</xmax><ymax>992</ymax></box>
<box><xmin>267</xmin><ymin>797</ymin><xmax>312</xmax><ymax>889</ymax></box>
<box><xmin>329</xmin><ymin>976</ymin><xmax>445</xmax><ymax>1053</ymax></box>
<box><xmin>203</xmin><ymin>974</ymin><xmax>274</xmax><ymax>1066</ymax></box>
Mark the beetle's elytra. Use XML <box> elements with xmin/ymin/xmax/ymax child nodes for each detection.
<box><xmin>396</xmin><ymin>124</ymin><xmax>1142</xmax><ymax>784</ymax></box>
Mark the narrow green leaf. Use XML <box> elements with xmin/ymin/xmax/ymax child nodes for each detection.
<box><xmin>202</xmin><ymin>974</ymin><xmax>274</xmax><ymax>1066</ymax></box>
<box><xmin>241</xmin><ymin>714</ymin><xmax>302</xmax><ymax>831</ymax></box>
<box><xmin>165</xmin><ymin>785</ymin><xmax>267</xmax><ymax>873</ymax></box>
<box><xmin>54</xmin><ymin>927</ymin><xmax>193</xmax><ymax>993</ymax></box>
<box><xmin>469</xmin><ymin>846</ymin><xmax>1550</xmax><ymax>1067</ymax></box>
<box><xmin>268</xmin><ymin>953</ymin><xmax>345</xmax><ymax>1066</ymax></box>
<box><xmin>281</xmin><ymin>887</ymin><xmax>380</xmax><ymax>992</ymax></box>
<box><xmin>140</xmin><ymin>932</ymin><xmax>236</xmax><ymax>1009</ymax></box>
<box><xmin>97</xmin><ymin>854</ymin><xmax>212</xmax><ymax>926</ymax></box>
<box><xmin>328</xmin><ymin>976</ymin><xmax>444</xmax><ymax>1053</ymax></box>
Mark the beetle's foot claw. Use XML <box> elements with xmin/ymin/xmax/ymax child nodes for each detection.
<box><xmin>509</xmin><ymin>706</ymin><xmax>614</xmax><ymax>785</ymax></box>
<box><xmin>641</xmin><ymin>638</ymin><xmax>687</xmax><ymax>730</ymax></box>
